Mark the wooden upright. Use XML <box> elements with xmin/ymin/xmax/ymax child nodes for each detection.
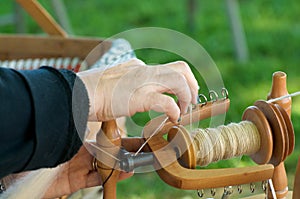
<box><xmin>96</xmin><ymin>120</ymin><xmax>121</xmax><ymax>199</ymax></box>
<box><xmin>267</xmin><ymin>71</ymin><xmax>290</xmax><ymax>199</ymax></box>
<box><xmin>293</xmin><ymin>158</ymin><xmax>300</xmax><ymax>199</ymax></box>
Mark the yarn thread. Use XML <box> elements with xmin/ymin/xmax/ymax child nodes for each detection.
<box><xmin>191</xmin><ymin>121</ymin><xmax>261</xmax><ymax>166</ymax></box>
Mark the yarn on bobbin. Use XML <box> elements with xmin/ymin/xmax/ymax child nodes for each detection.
<box><xmin>191</xmin><ymin>121</ymin><xmax>261</xmax><ymax>166</ymax></box>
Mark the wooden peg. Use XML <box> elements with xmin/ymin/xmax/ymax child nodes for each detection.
<box><xmin>95</xmin><ymin>120</ymin><xmax>121</xmax><ymax>199</ymax></box>
<box><xmin>268</xmin><ymin>71</ymin><xmax>291</xmax><ymax>115</ymax></box>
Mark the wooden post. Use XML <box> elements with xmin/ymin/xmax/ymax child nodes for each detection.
<box><xmin>96</xmin><ymin>120</ymin><xmax>121</xmax><ymax>199</ymax></box>
<box><xmin>267</xmin><ymin>71</ymin><xmax>290</xmax><ymax>198</ymax></box>
<box><xmin>293</xmin><ymin>157</ymin><xmax>300</xmax><ymax>199</ymax></box>
<box><xmin>16</xmin><ymin>0</ymin><xmax>67</xmax><ymax>37</ymax></box>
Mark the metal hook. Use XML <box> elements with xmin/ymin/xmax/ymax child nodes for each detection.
<box><xmin>0</xmin><ymin>180</ymin><xmax>5</xmax><ymax>193</ymax></box>
<box><xmin>197</xmin><ymin>189</ymin><xmax>204</xmax><ymax>198</ymax></box>
<box><xmin>187</xmin><ymin>103</ymin><xmax>197</xmax><ymax>112</ymax></box>
<box><xmin>221</xmin><ymin>88</ymin><xmax>229</xmax><ymax>99</ymax></box>
<box><xmin>237</xmin><ymin>185</ymin><xmax>243</xmax><ymax>194</ymax></box>
<box><xmin>209</xmin><ymin>90</ymin><xmax>219</xmax><ymax>102</ymax></box>
<box><xmin>210</xmin><ymin>188</ymin><xmax>216</xmax><ymax>196</ymax></box>
<box><xmin>224</xmin><ymin>186</ymin><xmax>233</xmax><ymax>195</ymax></box>
<box><xmin>262</xmin><ymin>180</ymin><xmax>268</xmax><ymax>198</ymax></box>
<box><xmin>262</xmin><ymin>180</ymin><xmax>268</xmax><ymax>192</ymax></box>
<box><xmin>197</xmin><ymin>94</ymin><xmax>208</xmax><ymax>105</ymax></box>
<box><xmin>222</xmin><ymin>186</ymin><xmax>233</xmax><ymax>199</ymax></box>
<box><xmin>250</xmin><ymin>183</ymin><xmax>255</xmax><ymax>193</ymax></box>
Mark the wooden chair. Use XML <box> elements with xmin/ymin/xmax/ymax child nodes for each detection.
<box><xmin>0</xmin><ymin>0</ymin><xmax>111</xmax><ymax>70</ymax></box>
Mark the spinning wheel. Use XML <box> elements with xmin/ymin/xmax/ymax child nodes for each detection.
<box><xmin>1</xmin><ymin>1</ymin><xmax>299</xmax><ymax>198</ymax></box>
<box><xmin>90</xmin><ymin>71</ymin><xmax>297</xmax><ymax>199</ymax></box>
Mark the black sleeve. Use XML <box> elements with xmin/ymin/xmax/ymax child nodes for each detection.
<box><xmin>0</xmin><ymin>66</ymin><xmax>89</xmax><ymax>179</ymax></box>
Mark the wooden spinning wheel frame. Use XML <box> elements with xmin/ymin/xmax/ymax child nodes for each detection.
<box><xmin>92</xmin><ymin>74</ymin><xmax>296</xmax><ymax>199</ymax></box>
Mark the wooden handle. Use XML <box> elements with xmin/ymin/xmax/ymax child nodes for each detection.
<box><xmin>16</xmin><ymin>0</ymin><xmax>67</xmax><ymax>37</ymax></box>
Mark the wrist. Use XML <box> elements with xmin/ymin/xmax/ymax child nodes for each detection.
<box><xmin>77</xmin><ymin>69</ymin><xmax>101</xmax><ymax>121</ymax></box>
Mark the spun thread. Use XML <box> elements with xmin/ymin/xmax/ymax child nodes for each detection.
<box><xmin>191</xmin><ymin>121</ymin><xmax>261</xmax><ymax>166</ymax></box>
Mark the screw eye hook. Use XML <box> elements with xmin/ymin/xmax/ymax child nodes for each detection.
<box><xmin>250</xmin><ymin>183</ymin><xmax>256</xmax><ymax>193</ymax></box>
<box><xmin>197</xmin><ymin>94</ymin><xmax>208</xmax><ymax>106</ymax></box>
<box><xmin>209</xmin><ymin>90</ymin><xmax>219</xmax><ymax>102</ymax></box>
<box><xmin>237</xmin><ymin>185</ymin><xmax>243</xmax><ymax>194</ymax></box>
<box><xmin>197</xmin><ymin>189</ymin><xmax>204</xmax><ymax>198</ymax></box>
<box><xmin>221</xmin><ymin>88</ymin><xmax>229</xmax><ymax>99</ymax></box>
<box><xmin>211</xmin><ymin>188</ymin><xmax>216</xmax><ymax>196</ymax></box>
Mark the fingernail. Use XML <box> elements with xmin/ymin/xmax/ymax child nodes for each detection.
<box><xmin>185</xmin><ymin>107</ymin><xmax>189</xmax><ymax>114</ymax></box>
<box><xmin>197</xmin><ymin>95</ymin><xmax>200</xmax><ymax>104</ymax></box>
<box><xmin>177</xmin><ymin>117</ymin><xmax>181</xmax><ymax>123</ymax></box>
<box><xmin>191</xmin><ymin>97</ymin><xmax>197</xmax><ymax>105</ymax></box>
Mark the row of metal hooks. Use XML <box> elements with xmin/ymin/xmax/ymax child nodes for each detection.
<box><xmin>197</xmin><ymin>88</ymin><xmax>229</xmax><ymax>105</ymax></box>
<box><xmin>197</xmin><ymin>181</ymin><xmax>268</xmax><ymax>198</ymax></box>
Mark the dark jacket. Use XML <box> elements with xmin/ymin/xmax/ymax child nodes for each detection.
<box><xmin>0</xmin><ymin>66</ymin><xmax>88</xmax><ymax>179</ymax></box>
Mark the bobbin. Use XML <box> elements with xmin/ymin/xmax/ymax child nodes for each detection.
<box><xmin>165</xmin><ymin>99</ymin><xmax>294</xmax><ymax>169</ymax></box>
<box><xmin>167</xmin><ymin>126</ymin><xmax>196</xmax><ymax>169</ymax></box>
<box><xmin>165</xmin><ymin>89</ymin><xmax>230</xmax><ymax>169</ymax></box>
<box><xmin>242</xmin><ymin>105</ymin><xmax>272</xmax><ymax>165</ymax></box>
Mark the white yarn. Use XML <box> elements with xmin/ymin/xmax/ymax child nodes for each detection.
<box><xmin>1</xmin><ymin>166</ymin><xmax>61</xmax><ymax>199</ymax></box>
<box><xmin>191</xmin><ymin>121</ymin><xmax>261</xmax><ymax>166</ymax></box>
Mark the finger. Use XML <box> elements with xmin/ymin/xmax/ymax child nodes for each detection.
<box><xmin>136</xmin><ymin>92</ymin><xmax>180</xmax><ymax>123</ymax></box>
<box><xmin>75</xmin><ymin>146</ymin><xmax>95</xmax><ymax>171</ymax></box>
<box><xmin>118</xmin><ymin>171</ymin><xmax>134</xmax><ymax>181</ymax></box>
<box><xmin>162</xmin><ymin>61</ymin><xmax>199</xmax><ymax>104</ymax></box>
<box><xmin>150</xmin><ymin>69</ymin><xmax>192</xmax><ymax>114</ymax></box>
<box><xmin>86</xmin><ymin>171</ymin><xmax>102</xmax><ymax>187</ymax></box>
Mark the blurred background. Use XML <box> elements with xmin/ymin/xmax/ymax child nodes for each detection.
<box><xmin>1</xmin><ymin>0</ymin><xmax>299</xmax><ymax>198</ymax></box>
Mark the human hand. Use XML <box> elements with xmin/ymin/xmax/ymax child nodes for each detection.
<box><xmin>43</xmin><ymin>146</ymin><xmax>132</xmax><ymax>198</ymax></box>
<box><xmin>77</xmin><ymin>58</ymin><xmax>199</xmax><ymax>123</ymax></box>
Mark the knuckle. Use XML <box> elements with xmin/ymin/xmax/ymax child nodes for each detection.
<box><xmin>164</xmin><ymin>95</ymin><xmax>176</xmax><ymax>105</ymax></box>
<box><xmin>176</xmin><ymin>61</ymin><xmax>189</xmax><ymax>69</ymax></box>
<box><xmin>131</xmin><ymin>58</ymin><xmax>145</xmax><ymax>66</ymax></box>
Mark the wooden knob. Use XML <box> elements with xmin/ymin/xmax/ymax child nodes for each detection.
<box><xmin>268</xmin><ymin>71</ymin><xmax>291</xmax><ymax>115</ymax></box>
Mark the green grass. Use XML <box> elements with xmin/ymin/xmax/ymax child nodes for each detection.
<box><xmin>1</xmin><ymin>0</ymin><xmax>300</xmax><ymax>198</ymax></box>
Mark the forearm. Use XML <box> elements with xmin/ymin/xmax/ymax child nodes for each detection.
<box><xmin>0</xmin><ymin>67</ymin><xmax>89</xmax><ymax>178</ymax></box>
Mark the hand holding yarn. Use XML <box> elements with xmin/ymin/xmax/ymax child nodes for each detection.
<box><xmin>43</xmin><ymin>146</ymin><xmax>132</xmax><ymax>198</ymax></box>
<box><xmin>78</xmin><ymin>58</ymin><xmax>199</xmax><ymax>123</ymax></box>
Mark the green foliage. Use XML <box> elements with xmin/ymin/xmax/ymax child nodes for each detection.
<box><xmin>1</xmin><ymin>0</ymin><xmax>299</xmax><ymax>197</ymax></box>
